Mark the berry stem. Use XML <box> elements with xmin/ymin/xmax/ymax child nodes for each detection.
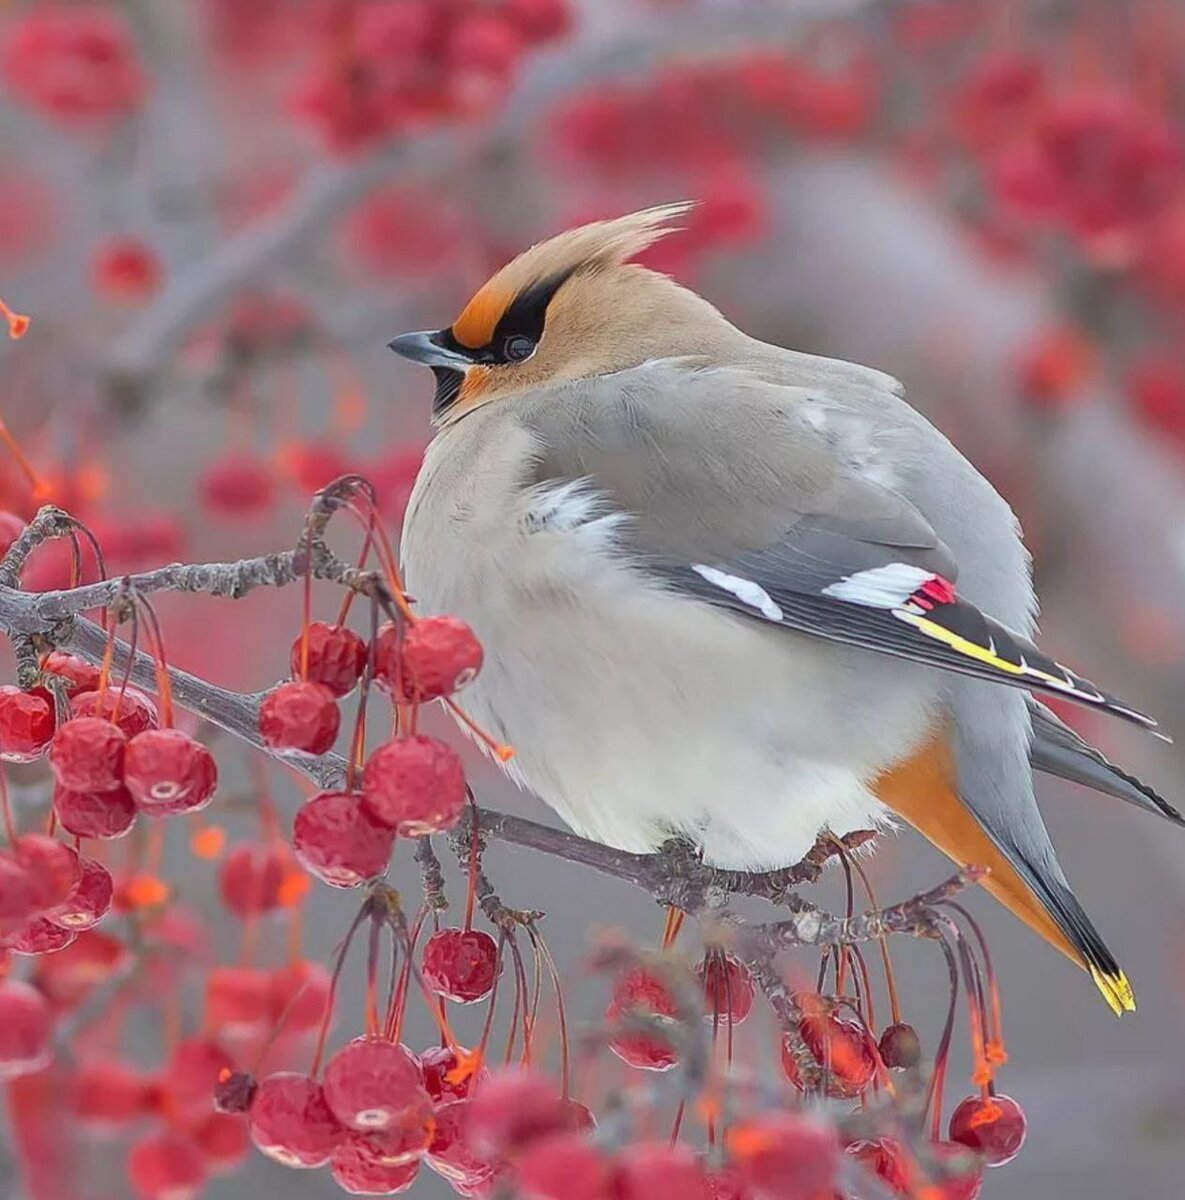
<box><xmin>0</xmin><ymin>769</ymin><xmax>18</xmax><ymax>846</ymax></box>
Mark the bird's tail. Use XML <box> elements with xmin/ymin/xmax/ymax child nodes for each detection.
<box><xmin>875</xmin><ymin>730</ymin><xmax>1134</xmax><ymax>1016</ymax></box>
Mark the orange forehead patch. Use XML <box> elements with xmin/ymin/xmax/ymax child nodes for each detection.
<box><xmin>451</xmin><ymin>282</ymin><xmax>513</xmax><ymax>350</ymax></box>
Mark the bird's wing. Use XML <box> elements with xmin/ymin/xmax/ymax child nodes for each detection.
<box><xmin>520</xmin><ymin>360</ymin><xmax>1158</xmax><ymax>732</ymax></box>
<box><xmin>1027</xmin><ymin>698</ymin><xmax>1181</xmax><ymax>822</ymax></box>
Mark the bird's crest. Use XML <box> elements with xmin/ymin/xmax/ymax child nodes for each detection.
<box><xmin>451</xmin><ymin>203</ymin><xmax>692</xmax><ymax>351</ymax></box>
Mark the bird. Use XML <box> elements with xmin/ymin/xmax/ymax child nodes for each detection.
<box><xmin>391</xmin><ymin>203</ymin><xmax>1180</xmax><ymax>1015</ymax></box>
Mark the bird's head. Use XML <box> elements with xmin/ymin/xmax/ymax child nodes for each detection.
<box><xmin>388</xmin><ymin>203</ymin><xmax>737</xmax><ymax>423</ymax></box>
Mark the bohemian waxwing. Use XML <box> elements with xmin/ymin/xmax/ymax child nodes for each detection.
<box><xmin>392</xmin><ymin>204</ymin><xmax>1180</xmax><ymax>1015</ymax></box>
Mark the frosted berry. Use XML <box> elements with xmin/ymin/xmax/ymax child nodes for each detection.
<box><xmin>782</xmin><ymin>1011</ymin><xmax>877</xmax><ymax>1098</ymax></box>
<box><xmin>123</xmin><ymin>729</ymin><xmax>218</xmax><ymax>816</ymax></box>
<box><xmin>729</xmin><ymin>1112</ymin><xmax>840</xmax><ymax>1200</ymax></box>
<box><xmin>0</xmin><ymin>685</ymin><xmax>54</xmax><ymax>762</ymax></box>
<box><xmin>0</xmin><ymin>980</ymin><xmax>52</xmax><ymax>1078</ymax></box>
<box><xmin>14</xmin><ymin>834</ymin><xmax>79</xmax><ymax>910</ymax></box>
<box><xmin>49</xmin><ymin>716</ymin><xmax>126</xmax><ymax>792</ymax></box>
<box><xmin>949</xmin><ymin>1094</ymin><xmax>1027</xmax><ymax>1167</ymax></box>
<box><xmin>72</xmin><ymin>1058</ymin><xmax>153</xmax><ymax>1128</ymax></box>
<box><xmin>293</xmin><ymin>790</ymin><xmax>394</xmax><ymax>888</ymax></box>
<box><xmin>515</xmin><ymin>1132</ymin><xmax>610</xmax><ymax>1200</ymax></box>
<box><xmin>6</xmin><ymin>915</ymin><xmax>77</xmax><ymax>955</ymax></box>
<box><xmin>198</xmin><ymin>453</ymin><xmax>276</xmax><ymax>518</ymax></box>
<box><xmin>218</xmin><ymin>841</ymin><xmax>289</xmax><ymax>916</ymax></box>
<box><xmin>398</xmin><ymin>616</ymin><xmax>483</xmax><ymax>701</ymax></box>
<box><xmin>41</xmin><ymin>650</ymin><xmax>101</xmax><ymax>694</ymax></box>
<box><xmin>269</xmin><ymin>959</ymin><xmax>333</xmax><ymax>1033</ymax></box>
<box><xmin>205</xmin><ymin>966</ymin><xmax>273</xmax><ymax>1037</ymax></box>
<box><xmin>163</xmin><ymin>1036</ymin><xmax>235</xmax><ymax>1124</ymax></box>
<box><xmin>53</xmin><ymin>781</ymin><xmax>137</xmax><ymax>839</ymax></box>
<box><xmin>466</xmin><ymin>1068</ymin><xmax>589</xmax><ymax>1157</ymax></box>
<box><xmin>422</xmin><ymin>928</ymin><xmax>500</xmax><ymax>1004</ymax></box>
<box><xmin>425</xmin><ymin>1099</ymin><xmax>499</xmax><ymax>1189</ymax></box>
<box><xmin>420</xmin><ymin>1043</ymin><xmax>486</xmax><ymax>1102</ymax></box>
<box><xmin>290</xmin><ymin>622</ymin><xmax>367</xmax><ymax>697</ymax></box>
<box><xmin>331</xmin><ymin>1133</ymin><xmax>421</xmax><ymax>1195</ymax></box>
<box><xmin>606</xmin><ymin>965</ymin><xmax>680</xmax><ymax>1071</ymax></box>
<box><xmin>193</xmin><ymin>1112</ymin><xmax>250</xmax><ymax>1175</ymax></box>
<box><xmin>360</xmin><ymin>735</ymin><xmax>467</xmax><ymax>835</ymax></box>
<box><xmin>322</xmin><ymin>1036</ymin><xmax>429</xmax><ymax>1132</ymax></box>
<box><xmin>614</xmin><ymin>1142</ymin><xmax>711</xmax><ymax>1200</ymax></box>
<box><xmin>249</xmin><ymin>1071</ymin><xmax>345</xmax><ymax>1168</ymax></box>
<box><xmin>926</xmin><ymin>1142</ymin><xmax>985</xmax><ymax>1200</ymax></box>
<box><xmin>259</xmin><ymin>680</ymin><xmax>340</xmax><ymax>755</ymax></box>
<box><xmin>71</xmin><ymin>687</ymin><xmax>159</xmax><ymax>738</ymax></box>
<box><xmin>879</xmin><ymin>1021</ymin><xmax>922</xmax><ymax>1070</ymax></box>
<box><xmin>48</xmin><ymin>856</ymin><xmax>113</xmax><ymax>930</ymax></box>
<box><xmin>697</xmin><ymin>953</ymin><xmax>755</xmax><ymax>1025</ymax></box>
<box><xmin>128</xmin><ymin>1130</ymin><xmax>207</xmax><ymax>1200</ymax></box>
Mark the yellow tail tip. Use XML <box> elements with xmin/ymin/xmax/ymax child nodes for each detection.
<box><xmin>1090</xmin><ymin>964</ymin><xmax>1136</xmax><ymax>1016</ymax></box>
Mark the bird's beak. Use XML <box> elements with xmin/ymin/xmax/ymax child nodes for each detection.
<box><xmin>387</xmin><ymin>330</ymin><xmax>472</xmax><ymax>371</ymax></box>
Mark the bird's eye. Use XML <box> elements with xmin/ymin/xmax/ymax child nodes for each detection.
<box><xmin>502</xmin><ymin>334</ymin><xmax>536</xmax><ymax>363</ymax></box>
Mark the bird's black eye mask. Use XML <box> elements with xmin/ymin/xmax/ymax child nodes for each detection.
<box><xmin>442</xmin><ymin>267</ymin><xmax>576</xmax><ymax>366</ymax></box>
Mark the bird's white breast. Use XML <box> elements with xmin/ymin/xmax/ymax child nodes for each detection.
<box><xmin>400</xmin><ymin>410</ymin><xmax>944</xmax><ymax>871</ymax></box>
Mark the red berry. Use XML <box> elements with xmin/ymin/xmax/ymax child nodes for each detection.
<box><xmin>128</xmin><ymin>1130</ymin><xmax>207</xmax><ymax>1200</ymax></box>
<box><xmin>290</xmin><ymin>622</ymin><xmax>367</xmax><ymax>697</ymax></box>
<box><xmin>293</xmin><ymin>790</ymin><xmax>394</xmax><ymax>888</ymax></box>
<box><xmin>949</xmin><ymin>1094</ymin><xmax>1027</xmax><ymax>1167</ymax></box>
<box><xmin>502</xmin><ymin>0</ymin><xmax>573</xmax><ymax>45</ymax></box>
<box><xmin>926</xmin><ymin>1142</ymin><xmax>985</xmax><ymax>1200</ymax></box>
<box><xmin>422</xmin><ymin>928</ymin><xmax>500</xmax><ymax>1004</ymax></box>
<box><xmin>420</xmin><ymin>1043</ymin><xmax>486</xmax><ymax>1102</ymax></box>
<box><xmin>269</xmin><ymin>959</ymin><xmax>333</xmax><ymax>1034</ymax></box>
<box><xmin>360</xmin><ymin>735</ymin><xmax>467</xmax><ymax>835</ymax></box>
<box><xmin>93</xmin><ymin>236</ymin><xmax>162</xmax><ymax>300</ymax></box>
<box><xmin>163</xmin><ymin>1036</ymin><xmax>235</xmax><ymax>1124</ymax></box>
<box><xmin>6</xmin><ymin>915</ymin><xmax>77</xmax><ymax>955</ymax></box>
<box><xmin>259</xmin><ymin>680</ymin><xmax>340</xmax><ymax>754</ymax></box>
<box><xmin>32</xmin><ymin>928</ymin><xmax>128</xmax><ymax>1008</ymax></box>
<box><xmin>466</xmin><ymin>1068</ymin><xmax>588</xmax><ymax>1157</ymax></box>
<box><xmin>42</xmin><ymin>650</ymin><xmax>101</xmax><ymax>694</ymax></box>
<box><xmin>781</xmin><ymin>1011</ymin><xmax>876</xmax><ymax>1099</ymax></box>
<box><xmin>123</xmin><ymin>729</ymin><xmax>218</xmax><ymax>816</ymax></box>
<box><xmin>218</xmin><ymin>841</ymin><xmax>291</xmax><ymax>916</ymax></box>
<box><xmin>14</xmin><ymin>834</ymin><xmax>79</xmax><ymax>910</ymax></box>
<box><xmin>399</xmin><ymin>616</ymin><xmax>483</xmax><ymax>701</ymax></box>
<box><xmin>729</xmin><ymin>1112</ymin><xmax>840</xmax><ymax>1200</ymax></box>
<box><xmin>0</xmin><ymin>852</ymin><xmax>36</xmax><ymax>921</ymax></box>
<box><xmin>249</xmin><ymin>1071</ymin><xmax>346</xmax><ymax>1168</ymax></box>
<box><xmin>214</xmin><ymin>1070</ymin><xmax>257</xmax><ymax>1114</ymax></box>
<box><xmin>53</xmin><ymin>781</ymin><xmax>137</xmax><ymax>839</ymax></box>
<box><xmin>516</xmin><ymin>1132</ymin><xmax>611</xmax><ymax>1200</ymax></box>
<box><xmin>847</xmin><ymin>1138</ymin><xmax>911</xmax><ymax>1197</ymax></box>
<box><xmin>193</xmin><ymin>1112</ymin><xmax>250</xmax><ymax>1174</ymax></box>
<box><xmin>48</xmin><ymin>716</ymin><xmax>126</xmax><ymax>792</ymax></box>
<box><xmin>331</xmin><ymin>1132</ymin><xmax>421</xmax><ymax>1195</ymax></box>
<box><xmin>606</xmin><ymin>966</ymin><xmax>680</xmax><ymax>1071</ymax></box>
<box><xmin>278</xmin><ymin>439</ymin><xmax>358</xmax><ymax>495</ymax></box>
<box><xmin>0</xmin><ymin>685</ymin><xmax>54</xmax><ymax>762</ymax></box>
<box><xmin>0</xmin><ymin>510</ymin><xmax>25</xmax><ymax>556</ymax></box>
<box><xmin>322</xmin><ymin>1036</ymin><xmax>429</xmax><ymax>1132</ymax></box>
<box><xmin>204</xmin><ymin>966</ymin><xmax>273</xmax><ymax>1037</ymax></box>
<box><xmin>47</xmin><ymin>856</ymin><xmax>112</xmax><ymax>930</ymax></box>
<box><xmin>696</xmin><ymin>953</ymin><xmax>755</xmax><ymax>1025</ymax></box>
<box><xmin>0</xmin><ymin>980</ymin><xmax>52</xmax><ymax>1079</ymax></box>
<box><xmin>614</xmin><ymin>1142</ymin><xmax>711</xmax><ymax>1200</ymax></box>
<box><xmin>878</xmin><ymin>1022</ymin><xmax>922</xmax><ymax>1070</ymax></box>
<box><xmin>198</xmin><ymin>453</ymin><xmax>276</xmax><ymax>518</ymax></box>
<box><xmin>72</xmin><ymin>1058</ymin><xmax>153</xmax><ymax>1128</ymax></box>
<box><xmin>71</xmin><ymin>687</ymin><xmax>159</xmax><ymax>737</ymax></box>
<box><xmin>425</xmin><ymin>1099</ymin><xmax>499</xmax><ymax>1188</ymax></box>
<box><xmin>41</xmin><ymin>651</ymin><xmax>101</xmax><ymax>694</ymax></box>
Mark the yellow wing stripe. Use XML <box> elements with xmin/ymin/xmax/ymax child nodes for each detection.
<box><xmin>894</xmin><ymin>610</ymin><xmax>1028</xmax><ymax>675</ymax></box>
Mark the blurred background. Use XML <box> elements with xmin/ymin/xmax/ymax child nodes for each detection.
<box><xmin>4</xmin><ymin>0</ymin><xmax>1185</xmax><ymax>1196</ymax></box>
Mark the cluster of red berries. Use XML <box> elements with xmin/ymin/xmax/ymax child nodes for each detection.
<box><xmin>0</xmin><ymin>6</ymin><xmax>146</xmax><ymax>126</ymax></box>
<box><xmin>293</xmin><ymin>0</ymin><xmax>573</xmax><ymax>152</ymax></box>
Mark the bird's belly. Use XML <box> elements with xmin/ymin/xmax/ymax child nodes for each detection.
<box><xmin>404</xmin><ymin>518</ymin><xmax>944</xmax><ymax>873</ymax></box>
